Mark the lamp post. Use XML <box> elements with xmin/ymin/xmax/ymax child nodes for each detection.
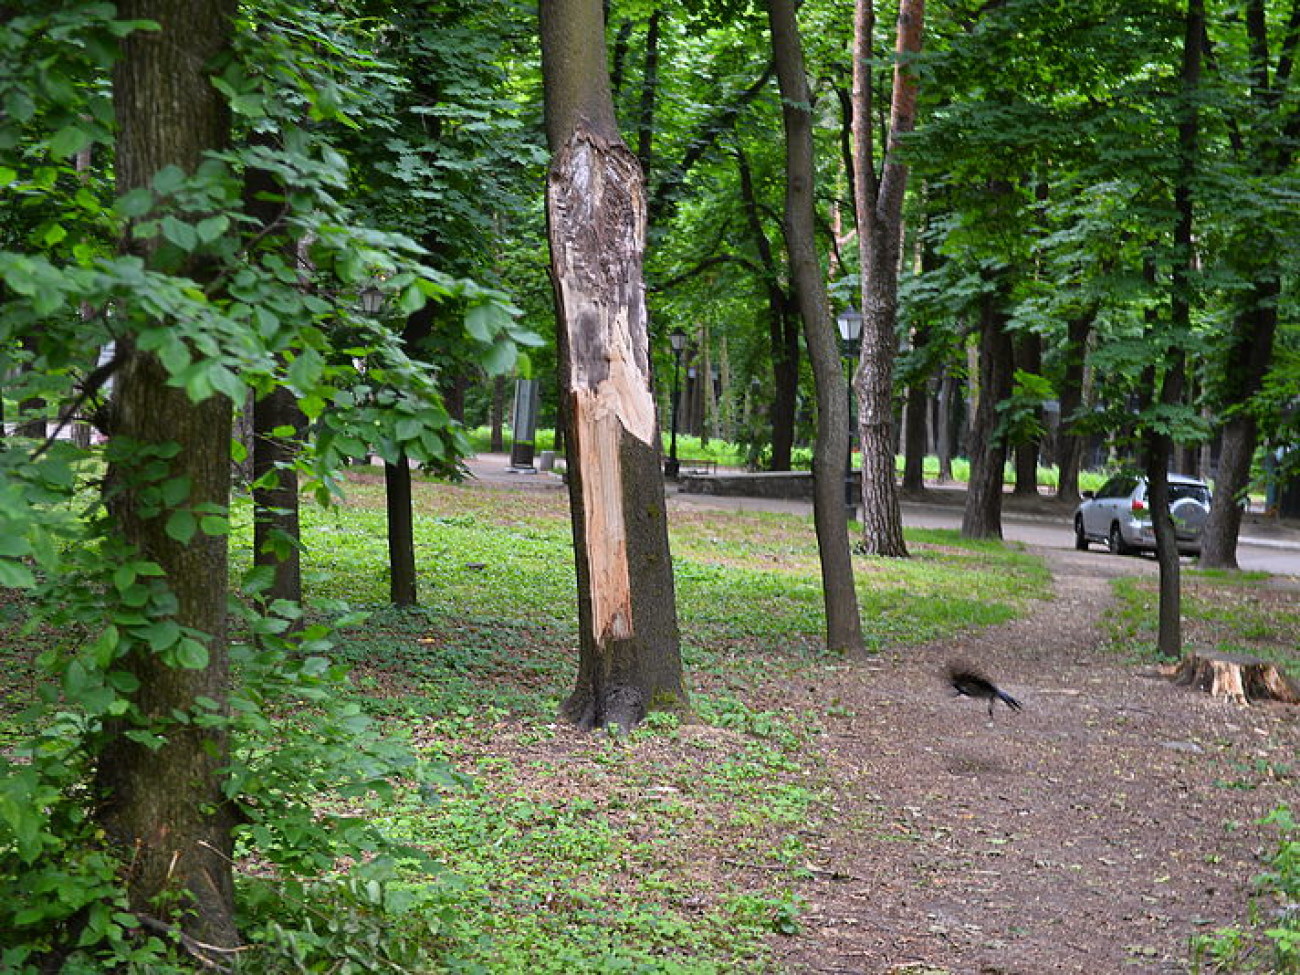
<box><xmin>836</xmin><ymin>306</ymin><xmax>863</xmax><ymax>510</ymax></box>
<box><xmin>665</xmin><ymin>328</ymin><xmax>687</xmax><ymax>477</ymax></box>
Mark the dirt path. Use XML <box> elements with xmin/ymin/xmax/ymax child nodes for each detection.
<box><xmin>770</xmin><ymin>544</ymin><xmax>1298</xmax><ymax>974</ymax></box>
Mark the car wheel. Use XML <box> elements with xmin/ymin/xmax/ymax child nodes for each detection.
<box><xmin>1075</xmin><ymin>515</ymin><xmax>1089</xmax><ymax>551</ymax></box>
<box><xmin>1108</xmin><ymin>522</ymin><xmax>1132</xmax><ymax>556</ymax></box>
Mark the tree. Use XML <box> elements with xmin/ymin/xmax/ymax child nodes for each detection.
<box><xmin>94</xmin><ymin>0</ymin><xmax>242</xmax><ymax>950</ymax></box>
<box><xmin>1198</xmin><ymin>0</ymin><xmax>1298</xmax><ymax>569</ymax></box>
<box><xmin>765</xmin><ymin>0</ymin><xmax>865</xmax><ymax>656</ymax></box>
<box><xmin>851</xmin><ymin>0</ymin><xmax>923</xmax><ymax>557</ymax></box>
<box><xmin>1144</xmin><ymin>0</ymin><xmax>1203</xmax><ymax>660</ymax></box>
<box><xmin>539</xmin><ymin>0</ymin><xmax>687</xmax><ymax>730</ymax></box>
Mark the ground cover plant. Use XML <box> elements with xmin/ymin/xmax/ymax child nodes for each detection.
<box><xmin>3</xmin><ymin>470</ymin><xmax>1297</xmax><ymax>972</ymax></box>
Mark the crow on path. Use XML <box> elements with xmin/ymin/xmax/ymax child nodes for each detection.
<box><xmin>947</xmin><ymin>662</ymin><xmax>1023</xmax><ymax>717</ymax></box>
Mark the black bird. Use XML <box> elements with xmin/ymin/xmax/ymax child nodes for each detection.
<box><xmin>947</xmin><ymin>663</ymin><xmax>1023</xmax><ymax>717</ymax></box>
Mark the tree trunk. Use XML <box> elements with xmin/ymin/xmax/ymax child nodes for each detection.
<box><xmin>97</xmin><ymin>0</ymin><xmax>239</xmax><ymax>951</ymax></box>
<box><xmin>851</xmin><ymin>0</ymin><xmax>923</xmax><ymax>558</ymax></box>
<box><xmin>383</xmin><ymin>303</ymin><xmax>435</xmax><ymax>607</ymax></box>
<box><xmin>1054</xmin><ymin>311</ymin><xmax>1093</xmax><ymax>506</ymax></box>
<box><xmin>245</xmin><ymin>142</ymin><xmax>304</xmax><ymax>612</ymax></box>
<box><xmin>1145</xmin><ymin>0</ymin><xmax>1202</xmax><ymax>661</ymax></box>
<box><xmin>1012</xmin><ymin>331</ymin><xmax>1041</xmax><ymax>496</ymax></box>
<box><xmin>490</xmin><ymin>374</ymin><xmax>506</xmax><ymax>452</ymax></box>
<box><xmin>737</xmin><ymin>148</ymin><xmax>798</xmax><ymax>471</ymax></box>
<box><xmin>961</xmin><ymin>292</ymin><xmax>1013</xmax><ymax>539</ymax></box>
<box><xmin>936</xmin><ymin>370</ymin><xmax>955</xmax><ymax>482</ymax></box>
<box><xmin>1201</xmin><ymin>0</ymin><xmax>1289</xmax><ymax>566</ymax></box>
<box><xmin>385</xmin><ymin>458</ymin><xmax>417</xmax><ymax>605</ymax></box>
<box><xmin>252</xmin><ymin>384</ymin><xmax>304</xmax><ymax>610</ymax></box>
<box><xmin>766</xmin><ymin>0</ymin><xmax>865</xmax><ymax>654</ymax></box>
<box><xmin>900</xmin><ymin>372</ymin><xmax>928</xmax><ymax>496</ymax></box>
<box><xmin>1200</xmin><ymin>281</ymin><xmax>1278</xmax><ymax>569</ymax></box>
<box><xmin>1169</xmin><ymin>650</ymin><xmax>1300</xmax><ymax>705</ymax></box>
<box><xmin>540</xmin><ymin>0</ymin><xmax>686</xmax><ymax>730</ymax></box>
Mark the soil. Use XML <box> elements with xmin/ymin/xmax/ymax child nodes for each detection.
<box><xmin>761</xmin><ymin>543</ymin><xmax>1299</xmax><ymax>974</ymax></box>
<box><xmin>367</xmin><ymin>467</ymin><xmax>1299</xmax><ymax>974</ymax></box>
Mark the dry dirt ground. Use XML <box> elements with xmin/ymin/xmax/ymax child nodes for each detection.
<box><xmin>761</xmin><ymin>545</ymin><xmax>1298</xmax><ymax>974</ymax></box>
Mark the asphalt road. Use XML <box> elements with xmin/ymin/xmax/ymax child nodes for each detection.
<box><xmin>895</xmin><ymin>500</ymin><xmax>1300</xmax><ymax>576</ymax></box>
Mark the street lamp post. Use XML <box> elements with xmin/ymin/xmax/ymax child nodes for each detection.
<box><xmin>665</xmin><ymin>328</ymin><xmax>687</xmax><ymax>478</ymax></box>
<box><xmin>836</xmin><ymin>306</ymin><xmax>863</xmax><ymax>510</ymax></box>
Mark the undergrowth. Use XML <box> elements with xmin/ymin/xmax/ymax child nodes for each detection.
<box><xmin>1</xmin><ymin>474</ymin><xmax>1051</xmax><ymax>972</ymax></box>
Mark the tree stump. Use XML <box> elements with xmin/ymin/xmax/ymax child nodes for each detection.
<box><xmin>1169</xmin><ymin>650</ymin><xmax>1300</xmax><ymax>705</ymax></box>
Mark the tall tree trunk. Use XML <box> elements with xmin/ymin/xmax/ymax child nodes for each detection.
<box><xmin>1054</xmin><ymin>311</ymin><xmax>1093</xmax><ymax>506</ymax></box>
<box><xmin>961</xmin><ymin>291</ymin><xmax>1013</xmax><ymax>539</ymax></box>
<box><xmin>851</xmin><ymin>0</ymin><xmax>923</xmax><ymax>557</ymax></box>
<box><xmin>900</xmin><ymin>366</ymin><xmax>928</xmax><ymax>495</ymax></box>
<box><xmin>245</xmin><ymin>137</ymin><xmax>304</xmax><ymax>612</ymax></box>
<box><xmin>490</xmin><ymin>374</ymin><xmax>506</xmax><ymax>452</ymax></box>
<box><xmin>1200</xmin><ymin>276</ymin><xmax>1279</xmax><ymax>569</ymax></box>
<box><xmin>1012</xmin><ymin>331</ymin><xmax>1041</xmax><ymax>496</ymax></box>
<box><xmin>737</xmin><ymin>148</ymin><xmax>798</xmax><ymax>470</ymax></box>
<box><xmin>1201</xmin><ymin>0</ymin><xmax>1291</xmax><ymax>566</ymax></box>
<box><xmin>384</xmin><ymin>303</ymin><xmax>435</xmax><ymax>608</ymax></box>
<box><xmin>1147</xmin><ymin>0</ymin><xmax>1203</xmax><ymax>659</ymax></box>
<box><xmin>252</xmin><ymin>385</ymin><xmax>304</xmax><ymax>609</ymax></box>
<box><xmin>96</xmin><ymin>0</ymin><xmax>239</xmax><ymax>951</ymax></box>
<box><xmin>540</xmin><ymin>0</ymin><xmax>686</xmax><ymax>730</ymax></box>
<box><xmin>766</xmin><ymin>0</ymin><xmax>865</xmax><ymax>655</ymax></box>
<box><xmin>936</xmin><ymin>370</ymin><xmax>955</xmax><ymax>482</ymax></box>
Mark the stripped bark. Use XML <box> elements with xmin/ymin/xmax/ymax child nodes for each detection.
<box><xmin>541</xmin><ymin>0</ymin><xmax>685</xmax><ymax>729</ymax></box>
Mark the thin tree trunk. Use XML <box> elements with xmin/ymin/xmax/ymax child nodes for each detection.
<box><xmin>737</xmin><ymin>148</ymin><xmax>798</xmax><ymax>470</ymax></box>
<box><xmin>900</xmin><ymin>369</ymin><xmax>928</xmax><ymax>495</ymax></box>
<box><xmin>1147</xmin><ymin>0</ymin><xmax>1203</xmax><ymax>660</ymax></box>
<box><xmin>96</xmin><ymin>0</ymin><xmax>239</xmax><ymax>951</ymax></box>
<box><xmin>252</xmin><ymin>385</ymin><xmax>304</xmax><ymax>609</ymax></box>
<box><xmin>766</xmin><ymin>0</ymin><xmax>865</xmax><ymax>655</ymax></box>
<box><xmin>1054</xmin><ymin>311</ymin><xmax>1093</xmax><ymax>506</ymax></box>
<box><xmin>540</xmin><ymin>0</ymin><xmax>686</xmax><ymax>730</ymax></box>
<box><xmin>961</xmin><ymin>291</ymin><xmax>1013</xmax><ymax>539</ymax></box>
<box><xmin>1012</xmin><ymin>331</ymin><xmax>1041</xmax><ymax>496</ymax></box>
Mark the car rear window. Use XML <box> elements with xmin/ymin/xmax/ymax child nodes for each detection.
<box><xmin>1170</xmin><ymin>483</ymin><xmax>1211</xmax><ymax>504</ymax></box>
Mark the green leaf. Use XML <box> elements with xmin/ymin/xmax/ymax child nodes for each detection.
<box><xmin>196</xmin><ymin>214</ymin><xmax>229</xmax><ymax>243</ymax></box>
<box><xmin>161</xmin><ymin>216</ymin><xmax>198</xmax><ymax>251</ymax></box>
<box><xmin>49</xmin><ymin>124</ymin><xmax>91</xmax><ymax>159</ymax></box>
<box><xmin>173</xmin><ymin>638</ymin><xmax>209</xmax><ymax>670</ymax></box>
<box><xmin>464</xmin><ymin>303</ymin><xmax>496</xmax><ymax>342</ymax></box>
<box><xmin>0</xmin><ymin>560</ymin><xmax>35</xmax><ymax>588</ymax></box>
<box><xmin>165</xmin><ymin>510</ymin><xmax>197</xmax><ymax>545</ymax></box>
<box><xmin>152</xmin><ymin>164</ymin><xmax>186</xmax><ymax>195</ymax></box>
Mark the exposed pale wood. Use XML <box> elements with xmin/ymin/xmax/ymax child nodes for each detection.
<box><xmin>1169</xmin><ymin>650</ymin><xmax>1300</xmax><ymax>705</ymax></box>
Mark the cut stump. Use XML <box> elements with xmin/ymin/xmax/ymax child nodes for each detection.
<box><xmin>1168</xmin><ymin>650</ymin><xmax>1300</xmax><ymax>705</ymax></box>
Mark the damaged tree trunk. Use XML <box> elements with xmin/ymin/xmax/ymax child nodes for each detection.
<box><xmin>1170</xmin><ymin>651</ymin><xmax>1300</xmax><ymax>705</ymax></box>
<box><xmin>540</xmin><ymin>0</ymin><xmax>686</xmax><ymax>731</ymax></box>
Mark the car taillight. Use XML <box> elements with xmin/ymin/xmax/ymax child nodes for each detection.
<box><xmin>1131</xmin><ymin>498</ymin><xmax>1146</xmax><ymax>513</ymax></box>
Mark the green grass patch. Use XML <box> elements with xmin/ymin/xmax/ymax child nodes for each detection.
<box><xmin>1105</xmin><ymin>573</ymin><xmax>1300</xmax><ymax>682</ymax></box>
<box><xmin>1</xmin><ymin>472</ymin><xmax>1054</xmax><ymax>972</ymax></box>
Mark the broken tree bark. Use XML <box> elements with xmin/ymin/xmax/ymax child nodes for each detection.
<box><xmin>1169</xmin><ymin>650</ymin><xmax>1300</xmax><ymax>705</ymax></box>
<box><xmin>540</xmin><ymin>0</ymin><xmax>686</xmax><ymax>731</ymax></box>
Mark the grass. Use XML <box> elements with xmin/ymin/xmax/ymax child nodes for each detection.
<box><xmin>232</xmin><ymin>473</ymin><xmax>1050</xmax><ymax>970</ymax></box>
<box><xmin>1</xmin><ymin>472</ymin><xmax>1051</xmax><ymax>972</ymax></box>
<box><xmin>1105</xmin><ymin>571</ymin><xmax>1300</xmax><ymax>683</ymax></box>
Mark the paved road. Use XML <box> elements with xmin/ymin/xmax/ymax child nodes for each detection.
<box><xmin>896</xmin><ymin>500</ymin><xmax>1300</xmax><ymax>577</ymax></box>
<box><xmin>667</xmin><ymin>487</ymin><xmax>1300</xmax><ymax>577</ymax></box>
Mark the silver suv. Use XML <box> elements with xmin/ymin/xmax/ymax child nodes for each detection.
<box><xmin>1074</xmin><ymin>473</ymin><xmax>1212</xmax><ymax>556</ymax></box>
